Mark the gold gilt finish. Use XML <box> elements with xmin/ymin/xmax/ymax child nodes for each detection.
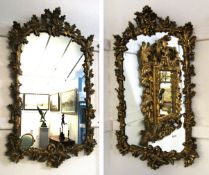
<box><xmin>114</xmin><ymin>6</ymin><xmax>198</xmax><ymax>169</ymax></box>
<box><xmin>139</xmin><ymin>35</ymin><xmax>182</xmax><ymax>146</ymax></box>
<box><xmin>6</xmin><ymin>8</ymin><xmax>96</xmax><ymax>167</ymax></box>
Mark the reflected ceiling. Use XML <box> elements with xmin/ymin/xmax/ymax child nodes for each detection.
<box><xmin>20</xmin><ymin>33</ymin><xmax>84</xmax><ymax>94</ymax></box>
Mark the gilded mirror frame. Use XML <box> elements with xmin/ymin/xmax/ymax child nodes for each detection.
<box><xmin>139</xmin><ymin>36</ymin><xmax>182</xmax><ymax>146</ymax></box>
<box><xmin>114</xmin><ymin>6</ymin><xmax>198</xmax><ymax>169</ymax></box>
<box><xmin>6</xmin><ymin>8</ymin><xmax>96</xmax><ymax>167</ymax></box>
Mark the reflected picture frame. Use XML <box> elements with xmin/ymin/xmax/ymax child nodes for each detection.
<box><xmin>61</xmin><ymin>89</ymin><xmax>77</xmax><ymax>114</ymax></box>
<box><xmin>49</xmin><ymin>93</ymin><xmax>60</xmax><ymax>111</ymax></box>
<box><xmin>24</xmin><ymin>93</ymin><xmax>49</xmax><ymax>110</ymax></box>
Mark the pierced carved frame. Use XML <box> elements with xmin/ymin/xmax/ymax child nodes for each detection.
<box><xmin>114</xmin><ymin>6</ymin><xmax>198</xmax><ymax>169</ymax></box>
<box><xmin>6</xmin><ymin>8</ymin><xmax>96</xmax><ymax>168</ymax></box>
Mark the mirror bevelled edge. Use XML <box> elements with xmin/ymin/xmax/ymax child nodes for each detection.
<box><xmin>114</xmin><ymin>6</ymin><xmax>198</xmax><ymax>169</ymax></box>
<box><xmin>6</xmin><ymin>7</ymin><xmax>96</xmax><ymax>168</ymax></box>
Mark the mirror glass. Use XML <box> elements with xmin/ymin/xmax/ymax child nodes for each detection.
<box><xmin>124</xmin><ymin>32</ymin><xmax>185</xmax><ymax>152</ymax></box>
<box><xmin>20</xmin><ymin>133</ymin><xmax>35</xmax><ymax>149</ymax></box>
<box><xmin>19</xmin><ymin>33</ymin><xmax>86</xmax><ymax>149</ymax></box>
<box><xmin>159</xmin><ymin>70</ymin><xmax>172</xmax><ymax>115</ymax></box>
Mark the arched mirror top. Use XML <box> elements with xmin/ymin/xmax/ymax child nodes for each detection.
<box><xmin>6</xmin><ymin>7</ymin><xmax>96</xmax><ymax>168</ymax></box>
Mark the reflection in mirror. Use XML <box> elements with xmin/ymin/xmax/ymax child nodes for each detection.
<box><xmin>124</xmin><ymin>33</ymin><xmax>184</xmax><ymax>151</ymax></box>
<box><xmin>124</xmin><ymin>33</ymin><xmax>168</xmax><ymax>146</ymax></box>
<box><xmin>20</xmin><ymin>133</ymin><xmax>35</xmax><ymax>149</ymax></box>
<box><xmin>159</xmin><ymin>71</ymin><xmax>172</xmax><ymax>115</ymax></box>
<box><xmin>124</xmin><ymin>50</ymin><xmax>143</xmax><ymax>146</ymax></box>
<box><xmin>19</xmin><ymin>33</ymin><xmax>86</xmax><ymax>149</ymax></box>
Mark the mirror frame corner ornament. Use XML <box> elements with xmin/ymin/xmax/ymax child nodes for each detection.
<box><xmin>114</xmin><ymin>5</ymin><xmax>198</xmax><ymax>169</ymax></box>
<box><xmin>6</xmin><ymin>7</ymin><xmax>96</xmax><ymax>167</ymax></box>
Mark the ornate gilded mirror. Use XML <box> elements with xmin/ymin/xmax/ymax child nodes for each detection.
<box><xmin>114</xmin><ymin>6</ymin><xmax>198</xmax><ymax>169</ymax></box>
<box><xmin>6</xmin><ymin>8</ymin><xmax>96</xmax><ymax>167</ymax></box>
